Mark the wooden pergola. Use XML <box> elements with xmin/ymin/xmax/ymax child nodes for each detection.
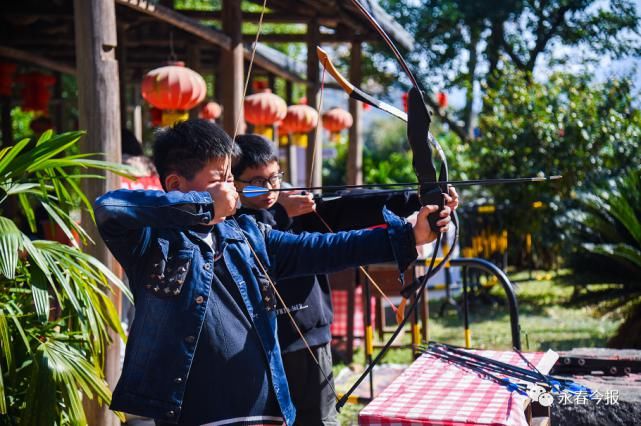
<box><xmin>0</xmin><ymin>1</ymin><xmax>412</xmax><ymax>424</ymax></box>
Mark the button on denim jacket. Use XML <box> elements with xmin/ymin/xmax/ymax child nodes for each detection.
<box><xmin>94</xmin><ymin>189</ymin><xmax>417</xmax><ymax>425</ymax></box>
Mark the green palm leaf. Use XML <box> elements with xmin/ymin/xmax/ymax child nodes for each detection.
<box><xmin>0</xmin><ymin>308</ymin><xmax>13</xmax><ymax>414</ymax></box>
<box><xmin>582</xmin><ymin>242</ymin><xmax>641</xmax><ymax>271</ymax></box>
<box><xmin>0</xmin><ymin>130</ymin><xmax>134</xmax><ymax>421</ymax></box>
<box><xmin>0</xmin><ymin>217</ymin><xmax>23</xmax><ymax>280</ymax></box>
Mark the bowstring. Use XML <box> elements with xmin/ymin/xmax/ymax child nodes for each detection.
<box><xmin>307</xmin><ymin>67</ymin><xmax>327</xmax><ymax>188</ymax></box>
<box><xmin>224</xmin><ymin>0</ymin><xmax>340</xmax><ymax>402</ymax></box>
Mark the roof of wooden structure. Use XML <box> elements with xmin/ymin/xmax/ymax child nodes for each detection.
<box><xmin>0</xmin><ymin>0</ymin><xmax>306</xmax><ymax>83</ymax></box>
<box><xmin>0</xmin><ymin>1</ymin><xmax>413</xmax><ymax>83</ymax></box>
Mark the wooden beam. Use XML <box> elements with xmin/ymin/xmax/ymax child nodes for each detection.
<box><xmin>74</xmin><ymin>1</ymin><xmax>122</xmax><ymax>426</ymax></box>
<box><xmin>241</xmin><ymin>33</ymin><xmax>373</xmax><ymax>43</ymax></box>
<box><xmin>0</xmin><ymin>45</ymin><xmax>76</xmax><ymax>75</ymax></box>
<box><xmin>244</xmin><ymin>49</ymin><xmax>306</xmax><ymax>85</ymax></box>
<box><xmin>305</xmin><ymin>19</ymin><xmax>322</xmax><ymax>188</ymax></box>
<box><xmin>347</xmin><ymin>41</ymin><xmax>363</xmax><ymax>185</ymax></box>
<box><xmin>178</xmin><ymin>10</ymin><xmax>337</xmax><ymax>25</ymax></box>
<box><xmin>221</xmin><ymin>0</ymin><xmax>244</xmax><ymax>136</ymax></box>
<box><xmin>115</xmin><ymin>0</ymin><xmax>231</xmax><ymax>50</ymax></box>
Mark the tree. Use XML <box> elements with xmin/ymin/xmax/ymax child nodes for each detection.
<box><xmin>467</xmin><ymin>66</ymin><xmax>641</xmax><ymax>266</ymax></box>
<box><xmin>380</xmin><ymin>0</ymin><xmax>641</xmax><ymax>140</ymax></box>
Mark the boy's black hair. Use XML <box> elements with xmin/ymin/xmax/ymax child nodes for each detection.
<box><xmin>153</xmin><ymin>119</ymin><xmax>238</xmax><ymax>189</ymax></box>
<box><xmin>232</xmin><ymin>134</ymin><xmax>279</xmax><ymax>177</ymax></box>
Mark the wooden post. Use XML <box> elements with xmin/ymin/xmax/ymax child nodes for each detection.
<box><xmin>347</xmin><ymin>41</ymin><xmax>363</xmax><ymax>185</ymax></box>
<box><xmin>284</xmin><ymin>79</ymin><xmax>297</xmax><ymax>185</ymax></box>
<box><xmin>221</xmin><ymin>0</ymin><xmax>245</xmax><ymax>136</ymax></box>
<box><xmin>305</xmin><ymin>19</ymin><xmax>322</xmax><ymax>188</ymax></box>
<box><xmin>117</xmin><ymin>23</ymin><xmax>128</xmax><ymax>129</ymax></box>
<box><xmin>74</xmin><ymin>1</ymin><xmax>122</xmax><ymax>425</ymax></box>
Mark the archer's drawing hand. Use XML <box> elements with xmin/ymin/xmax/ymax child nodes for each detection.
<box><xmin>207</xmin><ymin>182</ymin><xmax>238</xmax><ymax>224</ymax></box>
<box><xmin>412</xmin><ymin>204</ymin><xmax>451</xmax><ymax>245</ymax></box>
<box><xmin>279</xmin><ymin>190</ymin><xmax>316</xmax><ymax>217</ymax></box>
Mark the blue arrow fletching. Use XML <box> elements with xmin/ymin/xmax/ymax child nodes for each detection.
<box><xmin>243</xmin><ymin>186</ymin><xmax>269</xmax><ymax>197</ymax></box>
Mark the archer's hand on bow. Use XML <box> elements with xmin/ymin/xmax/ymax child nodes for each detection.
<box><xmin>413</xmin><ymin>204</ymin><xmax>452</xmax><ymax>245</ymax></box>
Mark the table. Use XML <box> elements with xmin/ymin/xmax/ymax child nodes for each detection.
<box><xmin>359</xmin><ymin>349</ymin><xmax>558</xmax><ymax>426</ymax></box>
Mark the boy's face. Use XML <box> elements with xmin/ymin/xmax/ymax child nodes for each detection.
<box><xmin>235</xmin><ymin>160</ymin><xmax>281</xmax><ymax>210</ymax></box>
<box><xmin>166</xmin><ymin>156</ymin><xmax>233</xmax><ymax>193</ymax></box>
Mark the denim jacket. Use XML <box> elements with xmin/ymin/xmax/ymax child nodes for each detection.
<box><xmin>94</xmin><ymin>189</ymin><xmax>417</xmax><ymax>425</ymax></box>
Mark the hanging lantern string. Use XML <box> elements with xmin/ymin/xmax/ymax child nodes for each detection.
<box><xmin>232</xmin><ymin>0</ymin><xmax>268</xmax><ymax>143</ymax></box>
<box><xmin>169</xmin><ymin>31</ymin><xmax>177</xmax><ymax>62</ymax></box>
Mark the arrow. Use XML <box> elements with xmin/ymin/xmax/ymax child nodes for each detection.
<box><xmin>241</xmin><ymin>176</ymin><xmax>562</xmax><ymax>197</ymax></box>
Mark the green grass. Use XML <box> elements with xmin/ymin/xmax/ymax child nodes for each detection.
<box><xmin>334</xmin><ymin>269</ymin><xmax>624</xmax><ymax>425</ymax></box>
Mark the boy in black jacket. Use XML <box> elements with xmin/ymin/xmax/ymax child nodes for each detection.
<box><xmin>233</xmin><ymin>134</ymin><xmax>458</xmax><ymax>425</ymax></box>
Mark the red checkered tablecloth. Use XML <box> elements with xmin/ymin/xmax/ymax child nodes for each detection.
<box><xmin>359</xmin><ymin>349</ymin><xmax>559</xmax><ymax>426</ymax></box>
<box><xmin>330</xmin><ymin>285</ymin><xmax>375</xmax><ymax>338</ymax></box>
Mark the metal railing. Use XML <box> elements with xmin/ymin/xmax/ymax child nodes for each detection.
<box><xmin>449</xmin><ymin>258</ymin><xmax>521</xmax><ymax>350</ymax></box>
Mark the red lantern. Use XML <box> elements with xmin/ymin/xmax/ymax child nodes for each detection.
<box><xmin>322</xmin><ymin>107</ymin><xmax>353</xmax><ymax>143</ymax></box>
<box><xmin>280</xmin><ymin>104</ymin><xmax>318</xmax><ymax>148</ymax></box>
<box><xmin>437</xmin><ymin>92</ymin><xmax>448</xmax><ymax>109</ymax></box>
<box><xmin>0</xmin><ymin>63</ymin><xmax>16</xmax><ymax>97</ymax></box>
<box><xmin>244</xmin><ymin>89</ymin><xmax>287</xmax><ymax>126</ymax></box>
<box><xmin>402</xmin><ymin>92</ymin><xmax>408</xmax><ymax>112</ymax></box>
<box><xmin>199</xmin><ymin>101</ymin><xmax>222</xmax><ymax>122</ymax></box>
<box><xmin>17</xmin><ymin>72</ymin><xmax>56</xmax><ymax>112</ymax></box>
<box><xmin>362</xmin><ymin>102</ymin><xmax>371</xmax><ymax>111</ymax></box>
<box><xmin>141</xmin><ymin>61</ymin><xmax>206</xmax><ymax>111</ymax></box>
<box><xmin>244</xmin><ymin>89</ymin><xmax>287</xmax><ymax>139</ymax></box>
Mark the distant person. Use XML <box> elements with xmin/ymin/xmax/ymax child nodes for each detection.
<box><xmin>120</xmin><ymin>128</ymin><xmax>161</xmax><ymax>191</ymax></box>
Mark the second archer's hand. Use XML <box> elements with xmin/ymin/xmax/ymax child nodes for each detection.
<box><xmin>412</xmin><ymin>204</ymin><xmax>451</xmax><ymax>245</ymax></box>
<box><xmin>278</xmin><ymin>190</ymin><xmax>316</xmax><ymax>218</ymax></box>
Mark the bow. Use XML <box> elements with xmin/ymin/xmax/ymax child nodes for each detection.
<box><xmin>335</xmin><ymin>0</ymin><xmax>459</xmax><ymax>410</ymax></box>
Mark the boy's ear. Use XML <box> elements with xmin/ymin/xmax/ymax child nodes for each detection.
<box><xmin>165</xmin><ymin>174</ymin><xmax>182</xmax><ymax>191</ymax></box>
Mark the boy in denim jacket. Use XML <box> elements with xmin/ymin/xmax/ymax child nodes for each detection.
<box><xmin>95</xmin><ymin>119</ymin><xmax>452</xmax><ymax>426</ymax></box>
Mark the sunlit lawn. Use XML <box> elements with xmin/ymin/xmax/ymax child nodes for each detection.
<box><xmin>334</xmin><ymin>269</ymin><xmax>623</xmax><ymax>425</ymax></box>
